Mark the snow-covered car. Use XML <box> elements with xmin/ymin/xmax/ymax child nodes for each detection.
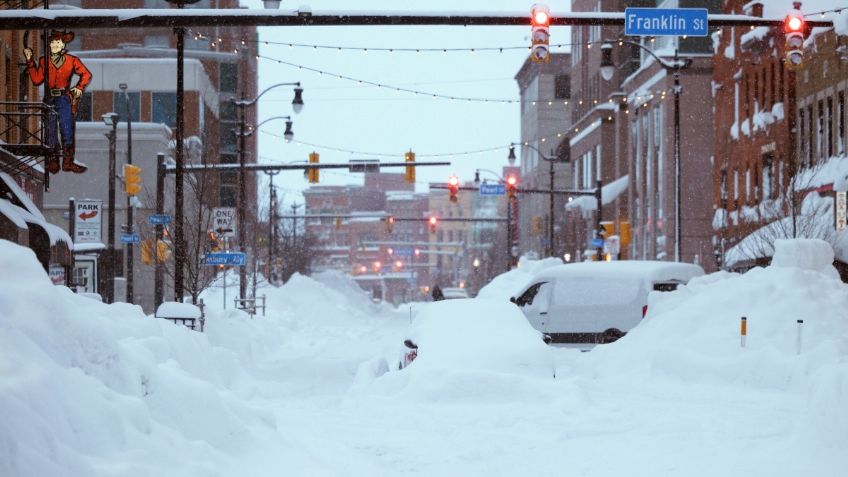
<box><xmin>395</xmin><ymin>298</ymin><xmax>551</xmax><ymax>375</ymax></box>
<box><xmin>441</xmin><ymin>287</ymin><xmax>470</xmax><ymax>299</ymax></box>
<box><xmin>511</xmin><ymin>260</ymin><xmax>704</xmax><ymax>345</ymax></box>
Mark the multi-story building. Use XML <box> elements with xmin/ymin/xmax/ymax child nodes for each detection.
<box><xmin>35</xmin><ymin>0</ymin><xmax>258</xmax><ymax>311</ymax></box>
<box><xmin>714</xmin><ymin>1</ymin><xmax>848</xmax><ymax>271</ymax></box>
<box><xmin>0</xmin><ymin>3</ymin><xmax>74</xmax><ymax>280</ymax></box>
<box><xmin>514</xmin><ymin>53</ymin><xmax>573</xmax><ymax>259</ymax></box>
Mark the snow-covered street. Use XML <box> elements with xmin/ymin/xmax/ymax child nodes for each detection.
<box><xmin>1</xmin><ymin>238</ymin><xmax>847</xmax><ymax>476</ymax></box>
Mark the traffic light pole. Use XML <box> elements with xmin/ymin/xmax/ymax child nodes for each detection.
<box><xmin>123</xmin><ymin>88</ymin><xmax>134</xmax><ymax>304</ymax></box>
<box><xmin>105</xmin><ymin>120</ymin><xmax>117</xmax><ymax>304</ymax></box>
<box><xmin>155</xmin><ymin>153</ymin><xmax>165</xmax><ymax>310</ymax></box>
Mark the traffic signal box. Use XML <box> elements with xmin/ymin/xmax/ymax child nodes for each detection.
<box><xmin>124</xmin><ymin>164</ymin><xmax>142</xmax><ymax>196</ymax></box>
<box><xmin>386</xmin><ymin>215</ymin><xmax>394</xmax><ymax>234</ymax></box>
<box><xmin>531</xmin><ymin>216</ymin><xmax>542</xmax><ymax>235</ymax></box>
<box><xmin>308</xmin><ymin>151</ymin><xmax>320</xmax><ymax>183</ymax></box>
<box><xmin>530</xmin><ymin>4</ymin><xmax>551</xmax><ymax>63</ymax></box>
<box><xmin>405</xmin><ymin>150</ymin><xmax>416</xmax><ymax>184</ymax></box>
<box><xmin>141</xmin><ymin>239</ymin><xmax>171</xmax><ymax>265</ymax></box>
<box><xmin>783</xmin><ymin>8</ymin><xmax>809</xmax><ymax>70</ymax></box>
<box><xmin>429</xmin><ymin>216</ymin><xmax>438</xmax><ymax>234</ymax></box>
<box><xmin>448</xmin><ymin>175</ymin><xmax>460</xmax><ymax>203</ymax></box>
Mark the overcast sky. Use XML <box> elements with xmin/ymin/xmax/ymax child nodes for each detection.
<box><xmin>235</xmin><ymin>0</ymin><xmax>572</xmax><ymax>208</ymax></box>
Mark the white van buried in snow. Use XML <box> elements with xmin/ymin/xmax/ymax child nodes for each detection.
<box><xmin>510</xmin><ymin>261</ymin><xmax>704</xmax><ymax>345</ymax></box>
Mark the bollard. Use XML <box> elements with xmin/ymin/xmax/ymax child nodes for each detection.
<box><xmin>740</xmin><ymin>316</ymin><xmax>747</xmax><ymax>348</ymax></box>
<box><xmin>796</xmin><ymin>319</ymin><xmax>803</xmax><ymax>355</ymax></box>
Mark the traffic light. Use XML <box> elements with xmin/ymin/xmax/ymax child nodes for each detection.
<box><xmin>404</xmin><ymin>149</ymin><xmax>416</xmax><ymax>183</ymax></box>
<box><xmin>429</xmin><ymin>216</ymin><xmax>438</xmax><ymax>234</ymax></box>
<box><xmin>207</xmin><ymin>230</ymin><xmax>220</xmax><ymax>251</ymax></box>
<box><xmin>600</xmin><ymin>221</ymin><xmax>615</xmax><ymax>238</ymax></box>
<box><xmin>335</xmin><ymin>217</ymin><xmax>342</xmax><ymax>230</ymax></box>
<box><xmin>386</xmin><ymin>215</ymin><xmax>394</xmax><ymax>233</ymax></box>
<box><xmin>448</xmin><ymin>175</ymin><xmax>459</xmax><ymax>203</ymax></box>
<box><xmin>124</xmin><ymin>164</ymin><xmax>142</xmax><ymax>196</ymax></box>
<box><xmin>308</xmin><ymin>151</ymin><xmax>319</xmax><ymax>183</ymax></box>
<box><xmin>506</xmin><ymin>175</ymin><xmax>518</xmax><ymax>201</ymax></box>
<box><xmin>530</xmin><ymin>3</ymin><xmax>551</xmax><ymax>63</ymax></box>
<box><xmin>784</xmin><ymin>8</ymin><xmax>807</xmax><ymax>70</ymax></box>
<box><xmin>141</xmin><ymin>239</ymin><xmax>171</xmax><ymax>265</ymax></box>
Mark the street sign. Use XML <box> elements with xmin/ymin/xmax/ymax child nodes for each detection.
<box><xmin>212</xmin><ymin>207</ymin><xmax>237</xmax><ymax>238</ymax></box>
<box><xmin>394</xmin><ymin>246</ymin><xmax>413</xmax><ymax>257</ymax></box>
<box><xmin>624</xmin><ymin>8</ymin><xmax>708</xmax><ymax>37</ymax></box>
<box><xmin>590</xmin><ymin>237</ymin><xmax>604</xmax><ymax>248</ymax></box>
<box><xmin>204</xmin><ymin>252</ymin><xmax>247</xmax><ymax>266</ymax></box>
<box><xmin>120</xmin><ymin>233</ymin><xmax>141</xmax><ymax>244</ymax></box>
<box><xmin>148</xmin><ymin>214</ymin><xmax>172</xmax><ymax>225</ymax></box>
<box><xmin>604</xmin><ymin>235</ymin><xmax>621</xmax><ymax>256</ymax></box>
<box><xmin>479</xmin><ymin>183</ymin><xmax>506</xmax><ymax>196</ymax></box>
<box><xmin>836</xmin><ymin>191</ymin><xmax>847</xmax><ymax>231</ymax></box>
<box><xmin>74</xmin><ymin>199</ymin><xmax>103</xmax><ymax>244</ymax></box>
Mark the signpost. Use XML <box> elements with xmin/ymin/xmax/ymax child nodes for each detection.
<box><xmin>74</xmin><ymin>199</ymin><xmax>103</xmax><ymax>244</ymax></box>
<box><xmin>212</xmin><ymin>207</ymin><xmax>237</xmax><ymax>238</ymax></box>
<box><xmin>393</xmin><ymin>246</ymin><xmax>413</xmax><ymax>257</ymax></box>
<box><xmin>590</xmin><ymin>237</ymin><xmax>604</xmax><ymax>249</ymax></box>
<box><xmin>624</xmin><ymin>8</ymin><xmax>708</xmax><ymax>37</ymax></box>
<box><xmin>836</xmin><ymin>191</ymin><xmax>847</xmax><ymax>231</ymax></box>
<box><xmin>204</xmin><ymin>252</ymin><xmax>247</xmax><ymax>266</ymax></box>
<box><xmin>479</xmin><ymin>183</ymin><xmax>506</xmax><ymax>196</ymax></box>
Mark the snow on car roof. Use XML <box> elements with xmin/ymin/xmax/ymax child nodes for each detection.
<box><xmin>531</xmin><ymin>260</ymin><xmax>705</xmax><ymax>283</ymax></box>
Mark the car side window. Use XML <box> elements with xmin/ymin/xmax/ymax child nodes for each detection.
<box><xmin>516</xmin><ymin>282</ymin><xmax>546</xmax><ymax>306</ymax></box>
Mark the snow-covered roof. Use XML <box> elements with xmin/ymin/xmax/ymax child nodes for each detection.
<box><xmin>530</xmin><ymin>260</ymin><xmax>704</xmax><ymax>284</ymax></box>
<box><xmin>0</xmin><ymin>172</ymin><xmax>72</xmax><ymax>248</ymax></box>
<box><xmin>565</xmin><ymin>175</ymin><xmax>628</xmax><ymax>217</ymax></box>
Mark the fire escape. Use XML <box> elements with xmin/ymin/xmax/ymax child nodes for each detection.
<box><xmin>0</xmin><ymin>99</ymin><xmax>59</xmax><ymax>189</ymax></box>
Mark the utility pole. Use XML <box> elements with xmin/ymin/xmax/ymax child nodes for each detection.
<box><xmin>103</xmin><ymin>113</ymin><xmax>118</xmax><ymax>303</ymax></box>
<box><xmin>265</xmin><ymin>170</ymin><xmax>280</xmax><ymax>283</ymax></box>
<box><xmin>155</xmin><ymin>153</ymin><xmax>165</xmax><ymax>310</ymax></box>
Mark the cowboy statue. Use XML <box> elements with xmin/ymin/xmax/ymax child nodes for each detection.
<box><xmin>23</xmin><ymin>30</ymin><xmax>92</xmax><ymax>174</ymax></box>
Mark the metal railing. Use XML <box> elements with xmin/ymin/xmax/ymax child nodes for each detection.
<box><xmin>0</xmin><ymin>101</ymin><xmax>59</xmax><ymax>179</ymax></box>
<box><xmin>234</xmin><ymin>294</ymin><xmax>266</xmax><ymax>317</ymax></box>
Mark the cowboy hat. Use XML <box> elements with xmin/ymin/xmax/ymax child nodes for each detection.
<box><xmin>48</xmin><ymin>30</ymin><xmax>74</xmax><ymax>44</ymax></box>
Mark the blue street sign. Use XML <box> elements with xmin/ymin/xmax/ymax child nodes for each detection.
<box><xmin>590</xmin><ymin>238</ymin><xmax>605</xmax><ymax>248</ymax></box>
<box><xmin>120</xmin><ymin>233</ymin><xmax>140</xmax><ymax>244</ymax></box>
<box><xmin>393</xmin><ymin>246</ymin><xmax>414</xmax><ymax>257</ymax></box>
<box><xmin>624</xmin><ymin>8</ymin><xmax>708</xmax><ymax>37</ymax></box>
<box><xmin>479</xmin><ymin>183</ymin><xmax>506</xmax><ymax>196</ymax></box>
<box><xmin>148</xmin><ymin>214</ymin><xmax>172</xmax><ymax>225</ymax></box>
<box><xmin>204</xmin><ymin>252</ymin><xmax>247</xmax><ymax>266</ymax></box>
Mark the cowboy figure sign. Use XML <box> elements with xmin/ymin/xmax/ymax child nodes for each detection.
<box><xmin>24</xmin><ymin>30</ymin><xmax>92</xmax><ymax>174</ymax></box>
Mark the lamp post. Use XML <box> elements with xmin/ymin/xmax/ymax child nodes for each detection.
<box><xmin>119</xmin><ymin>83</ymin><xmax>134</xmax><ymax>303</ymax></box>
<box><xmin>600</xmin><ymin>40</ymin><xmax>692</xmax><ymax>262</ymax></box>
<box><xmin>264</xmin><ymin>169</ymin><xmax>280</xmax><ymax>284</ymax></box>
<box><xmin>509</xmin><ymin>143</ymin><xmax>567</xmax><ymax>258</ymax></box>
<box><xmin>102</xmin><ymin>112</ymin><xmax>119</xmax><ymax>304</ymax></box>
<box><xmin>232</xmin><ymin>82</ymin><xmax>302</xmax><ymax>301</ymax></box>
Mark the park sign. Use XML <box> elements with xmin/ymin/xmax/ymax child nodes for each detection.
<box><xmin>624</xmin><ymin>8</ymin><xmax>708</xmax><ymax>37</ymax></box>
<box><xmin>74</xmin><ymin>199</ymin><xmax>102</xmax><ymax>244</ymax></box>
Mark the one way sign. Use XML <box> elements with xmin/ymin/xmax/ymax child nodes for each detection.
<box><xmin>212</xmin><ymin>207</ymin><xmax>237</xmax><ymax>238</ymax></box>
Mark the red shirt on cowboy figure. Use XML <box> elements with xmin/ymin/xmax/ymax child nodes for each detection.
<box><xmin>24</xmin><ymin>30</ymin><xmax>92</xmax><ymax>174</ymax></box>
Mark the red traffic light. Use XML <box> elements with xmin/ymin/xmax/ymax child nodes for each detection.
<box><xmin>429</xmin><ymin>216</ymin><xmax>438</xmax><ymax>226</ymax></box>
<box><xmin>506</xmin><ymin>175</ymin><xmax>518</xmax><ymax>186</ymax></box>
<box><xmin>785</xmin><ymin>13</ymin><xmax>803</xmax><ymax>33</ymax></box>
<box><xmin>531</xmin><ymin>4</ymin><xmax>551</xmax><ymax>26</ymax></box>
<box><xmin>448</xmin><ymin>175</ymin><xmax>460</xmax><ymax>202</ymax></box>
<box><xmin>448</xmin><ymin>175</ymin><xmax>459</xmax><ymax>187</ymax></box>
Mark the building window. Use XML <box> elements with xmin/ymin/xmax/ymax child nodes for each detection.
<box><xmin>745</xmin><ymin>167</ymin><xmax>751</xmax><ymax>204</ymax></box>
<box><xmin>762</xmin><ymin>153</ymin><xmax>774</xmax><ymax>200</ymax></box>
<box><xmin>75</xmin><ymin>92</ymin><xmax>92</xmax><ymax>121</ymax></box>
<box><xmin>113</xmin><ymin>92</ymin><xmax>140</xmax><ymax>122</ymax></box>
<box><xmin>220</xmin><ymin>123</ymin><xmax>237</xmax><ymax>153</ymax></box>
<box><xmin>220</xmin><ymin>153</ymin><xmax>237</xmax><ymax>164</ymax></box>
<box><xmin>152</xmin><ymin>92</ymin><xmax>177</xmax><ymax>127</ymax></box>
<box><xmin>807</xmin><ymin>105</ymin><xmax>814</xmax><ymax>165</ymax></box>
<box><xmin>654</xmin><ymin>105</ymin><xmax>664</xmax><ymax>219</ymax></box>
<box><xmin>733</xmin><ymin>169</ymin><xmax>739</xmax><ymax>203</ymax></box>
<box><xmin>799</xmin><ymin>108</ymin><xmax>806</xmax><ymax>161</ymax></box>
<box><xmin>220</xmin><ymin>63</ymin><xmax>238</xmax><ymax>94</ymax></box>
<box><xmin>818</xmin><ymin>100</ymin><xmax>825</xmax><ymax>162</ymax></box>
<box><xmin>554</xmin><ymin>75</ymin><xmax>570</xmax><ymax>99</ymax></box>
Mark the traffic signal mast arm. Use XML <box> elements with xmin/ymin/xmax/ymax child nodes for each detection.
<box><xmin>431</xmin><ymin>183</ymin><xmax>598</xmax><ymax>196</ymax></box>
<box><xmin>162</xmin><ymin>161</ymin><xmax>450</xmax><ymax>174</ymax></box>
<box><xmin>0</xmin><ymin>9</ymin><xmax>834</xmax><ymax>30</ymax></box>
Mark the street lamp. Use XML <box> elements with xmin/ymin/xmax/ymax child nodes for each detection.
<box><xmin>119</xmin><ymin>83</ymin><xmax>135</xmax><ymax>304</ymax></box>
<box><xmin>232</xmin><ymin>82</ymin><xmax>303</xmax><ymax>302</ymax></box>
<box><xmin>102</xmin><ymin>112</ymin><xmax>119</xmax><ymax>304</ymax></box>
<box><xmin>601</xmin><ymin>39</ymin><xmax>692</xmax><ymax>262</ymax></box>
<box><xmin>509</xmin><ymin>142</ymin><xmax>568</xmax><ymax>258</ymax></box>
